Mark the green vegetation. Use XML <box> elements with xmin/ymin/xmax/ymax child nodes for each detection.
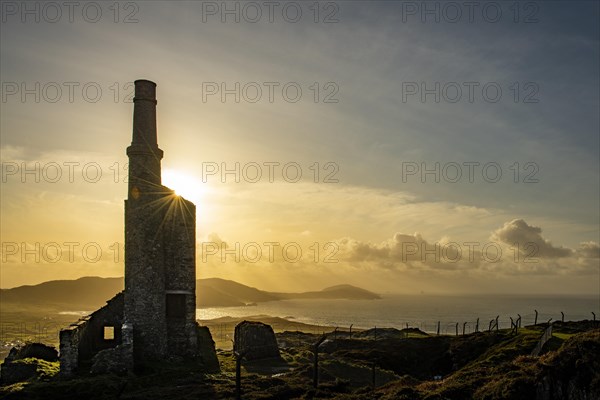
<box><xmin>371</xmin><ymin>324</ymin><xmax>599</xmax><ymax>400</ymax></box>
<box><xmin>1</xmin><ymin>321</ymin><xmax>598</xmax><ymax>399</ymax></box>
<box><xmin>2</xmin><ymin>358</ymin><xmax>59</xmax><ymax>382</ymax></box>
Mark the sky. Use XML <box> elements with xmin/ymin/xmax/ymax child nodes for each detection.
<box><xmin>0</xmin><ymin>1</ymin><xmax>599</xmax><ymax>294</ymax></box>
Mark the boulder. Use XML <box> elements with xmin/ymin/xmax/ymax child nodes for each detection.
<box><xmin>6</xmin><ymin>343</ymin><xmax>58</xmax><ymax>362</ymax></box>
<box><xmin>0</xmin><ymin>343</ymin><xmax>58</xmax><ymax>384</ymax></box>
<box><xmin>197</xmin><ymin>325</ymin><xmax>220</xmax><ymax>372</ymax></box>
<box><xmin>0</xmin><ymin>360</ymin><xmax>38</xmax><ymax>384</ymax></box>
<box><xmin>234</xmin><ymin>321</ymin><xmax>281</xmax><ymax>361</ymax></box>
<box><xmin>90</xmin><ymin>346</ymin><xmax>129</xmax><ymax>376</ymax></box>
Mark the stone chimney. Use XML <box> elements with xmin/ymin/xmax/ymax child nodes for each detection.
<box><xmin>126</xmin><ymin>79</ymin><xmax>163</xmax><ymax>193</ymax></box>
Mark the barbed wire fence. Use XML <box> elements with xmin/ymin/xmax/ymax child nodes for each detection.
<box><xmin>1</xmin><ymin>309</ymin><xmax>597</xmax><ymax>395</ymax></box>
<box><xmin>0</xmin><ymin>309</ymin><xmax>597</xmax><ymax>400</ymax></box>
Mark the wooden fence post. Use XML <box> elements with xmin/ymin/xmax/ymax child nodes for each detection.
<box><xmin>313</xmin><ymin>334</ymin><xmax>328</xmax><ymax>389</ymax></box>
<box><xmin>371</xmin><ymin>361</ymin><xmax>376</xmax><ymax>390</ymax></box>
<box><xmin>234</xmin><ymin>350</ymin><xmax>247</xmax><ymax>400</ymax></box>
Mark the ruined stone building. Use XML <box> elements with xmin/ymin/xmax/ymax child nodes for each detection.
<box><xmin>59</xmin><ymin>80</ymin><xmax>218</xmax><ymax>375</ymax></box>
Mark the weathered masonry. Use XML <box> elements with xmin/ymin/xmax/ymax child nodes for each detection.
<box><xmin>59</xmin><ymin>80</ymin><xmax>218</xmax><ymax>376</ymax></box>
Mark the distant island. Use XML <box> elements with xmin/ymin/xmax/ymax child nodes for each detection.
<box><xmin>0</xmin><ymin>277</ymin><xmax>380</xmax><ymax>310</ymax></box>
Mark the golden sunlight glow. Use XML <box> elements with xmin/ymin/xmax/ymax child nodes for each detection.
<box><xmin>162</xmin><ymin>169</ymin><xmax>208</xmax><ymax>204</ymax></box>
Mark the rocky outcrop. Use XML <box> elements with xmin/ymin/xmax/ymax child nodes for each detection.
<box><xmin>0</xmin><ymin>343</ymin><xmax>58</xmax><ymax>384</ymax></box>
<box><xmin>90</xmin><ymin>346</ymin><xmax>129</xmax><ymax>376</ymax></box>
<box><xmin>196</xmin><ymin>325</ymin><xmax>220</xmax><ymax>372</ymax></box>
<box><xmin>0</xmin><ymin>361</ymin><xmax>39</xmax><ymax>384</ymax></box>
<box><xmin>4</xmin><ymin>343</ymin><xmax>57</xmax><ymax>363</ymax></box>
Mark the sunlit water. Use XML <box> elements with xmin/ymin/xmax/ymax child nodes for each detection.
<box><xmin>197</xmin><ymin>294</ymin><xmax>600</xmax><ymax>334</ymax></box>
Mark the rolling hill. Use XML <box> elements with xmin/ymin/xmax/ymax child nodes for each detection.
<box><xmin>274</xmin><ymin>284</ymin><xmax>383</xmax><ymax>300</ymax></box>
<box><xmin>0</xmin><ymin>277</ymin><xmax>380</xmax><ymax>311</ymax></box>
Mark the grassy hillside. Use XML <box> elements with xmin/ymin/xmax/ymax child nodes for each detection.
<box><xmin>0</xmin><ymin>321</ymin><xmax>597</xmax><ymax>399</ymax></box>
<box><xmin>0</xmin><ymin>277</ymin><xmax>123</xmax><ymax>310</ymax></box>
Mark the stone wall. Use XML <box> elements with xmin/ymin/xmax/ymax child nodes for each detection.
<box><xmin>124</xmin><ymin>187</ymin><xmax>199</xmax><ymax>362</ymax></box>
<box><xmin>59</xmin><ymin>292</ymin><xmax>124</xmax><ymax>376</ymax></box>
<box><xmin>124</xmin><ymin>190</ymin><xmax>169</xmax><ymax>361</ymax></box>
<box><xmin>164</xmin><ymin>196</ymin><xmax>198</xmax><ymax>358</ymax></box>
<box><xmin>89</xmin><ymin>323</ymin><xmax>133</xmax><ymax>375</ymax></box>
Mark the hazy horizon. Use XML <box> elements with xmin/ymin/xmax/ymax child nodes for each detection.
<box><xmin>2</xmin><ymin>274</ymin><xmax>599</xmax><ymax>298</ymax></box>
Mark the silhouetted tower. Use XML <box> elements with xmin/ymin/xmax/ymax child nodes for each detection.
<box><xmin>124</xmin><ymin>80</ymin><xmax>198</xmax><ymax>361</ymax></box>
<box><xmin>127</xmin><ymin>79</ymin><xmax>163</xmax><ymax>190</ymax></box>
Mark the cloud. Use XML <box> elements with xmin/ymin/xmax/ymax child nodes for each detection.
<box><xmin>332</xmin><ymin>218</ymin><xmax>597</xmax><ymax>275</ymax></box>
<box><xmin>0</xmin><ymin>145</ymin><xmax>26</xmax><ymax>162</ymax></box>
<box><xmin>337</xmin><ymin>232</ymin><xmax>479</xmax><ymax>271</ymax></box>
<box><xmin>205</xmin><ymin>233</ymin><xmax>227</xmax><ymax>247</ymax></box>
<box><xmin>192</xmin><ymin>218</ymin><xmax>597</xmax><ymax>295</ymax></box>
<box><xmin>491</xmin><ymin>219</ymin><xmax>573</xmax><ymax>258</ymax></box>
<box><xmin>576</xmin><ymin>241</ymin><xmax>600</xmax><ymax>259</ymax></box>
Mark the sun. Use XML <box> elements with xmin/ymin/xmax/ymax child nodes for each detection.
<box><xmin>162</xmin><ymin>169</ymin><xmax>208</xmax><ymax>203</ymax></box>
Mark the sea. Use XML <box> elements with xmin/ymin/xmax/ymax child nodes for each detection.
<box><xmin>196</xmin><ymin>294</ymin><xmax>600</xmax><ymax>334</ymax></box>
